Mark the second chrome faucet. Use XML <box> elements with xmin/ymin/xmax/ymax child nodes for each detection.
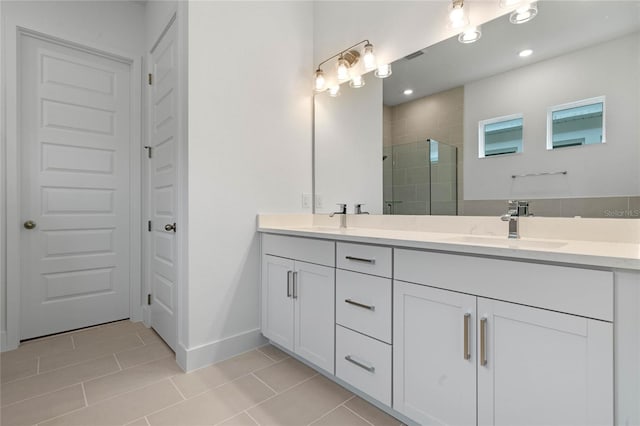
<box><xmin>329</xmin><ymin>203</ymin><xmax>370</xmax><ymax>228</ymax></box>
<box><xmin>500</xmin><ymin>200</ymin><xmax>531</xmax><ymax>239</ymax></box>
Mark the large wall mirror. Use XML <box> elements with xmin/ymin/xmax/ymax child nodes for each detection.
<box><xmin>314</xmin><ymin>1</ymin><xmax>640</xmax><ymax>217</ymax></box>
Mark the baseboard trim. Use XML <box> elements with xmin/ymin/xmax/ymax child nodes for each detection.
<box><xmin>0</xmin><ymin>330</ymin><xmax>13</xmax><ymax>352</ymax></box>
<box><xmin>178</xmin><ymin>328</ymin><xmax>267</xmax><ymax>372</ymax></box>
<box><xmin>141</xmin><ymin>306</ymin><xmax>151</xmax><ymax>327</ymax></box>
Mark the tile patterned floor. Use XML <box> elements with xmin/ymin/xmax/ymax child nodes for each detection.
<box><xmin>1</xmin><ymin>321</ymin><xmax>404</xmax><ymax>426</ymax></box>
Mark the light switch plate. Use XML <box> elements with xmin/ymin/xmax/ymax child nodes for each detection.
<box><xmin>315</xmin><ymin>194</ymin><xmax>323</xmax><ymax>209</ymax></box>
<box><xmin>302</xmin><ymin>193</ymin><xmax>312</xmax><ymax>209</ymax></box>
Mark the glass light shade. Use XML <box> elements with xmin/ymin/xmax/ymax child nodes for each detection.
<box><xmin>328</xmin><ymin>85</ymin><xmax>340</xmax><ymax>97</ymax></box>
<box><xmin>448</xmin><ymin>1</ymin><xmax>469</xmax><ymax>29</ymax></box>
<box><xmin>374</xmin><ymin>63</ymin><xmax>392</xmax><ymax>78</ymax></box>
<box><xmin>313</xmin><ymin>69</ymin><xmax>326</xmax><ymax>93</ymax></box>
<box><xmin>499</xmin><ymin>0</ymin><xmax>524</xmax><ymax>8</ymax></box>
<box><xmin>336</xmin><ymin>57</ymin><xmax>350</xmax><ymax>82</ymax></box>
<box><xmin>363</xmin><ymin>43</ymin><xmax>376</xmax><ymax>70</ymax></box>
<box><xmin>458</xmin><ymin>26</ymin><xmax>482</xmax><ymax>44</ymax></box>
<box><xmin>349</xmin><ymin>75</ymin><xmax>365</xmax><ymax>88</ymax></box>
<box><xmin>510</xmin><ymin>2</ymin><xmax>538</xmax><ymax>24</ymax></box>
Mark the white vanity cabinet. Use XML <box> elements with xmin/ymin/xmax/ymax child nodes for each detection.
<box><xmin>261</xmin><ymin>235</ymin><xmax>335</xmax><ymax>374</ymax></box>
<box><xmin>393</xmin><ymin>248</ymin><xmax>614</xmax><ymax>426</ymax></box>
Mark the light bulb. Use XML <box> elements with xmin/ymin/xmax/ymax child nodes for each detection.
<box><xmin>403</xmin><ymin>89</ymin><xmax>413</xmax><ymax>95</ymax></box>
<box><xmin>313</xmin><ymin>68</ymin><xmax>326</xmax><ymax>93</ymax></box>
<box><xmin>519</xmin><ymin>49</ymin><xmax>533</xmax><ymax>57</ymax></box>
<box><xmin>349</xmin><ymin>75</ymin><xmax>365</xmax><ymax>88</ymax></box>
<box><xmin>328</xmin><ymin>85</ymin><xmax>340</xmax><ymax>97</ymax></box>
<box><xmin>448</xmin><ymin>0</ymin><xmax>469</xmax><ymax>29</ymax></box>
<box><xmin>374</xmin><ymin>64</ymin><xmax>392</xmax><ymax>79</ymax></box>
<box><xmin>499</xmin><ymin>0</ymin><xmax>523</xmax><ymax>7</ymax></box>
<box><xmin>363</xmin><ymin>43</ymin><xmax>376</xmax><ymax>70</ymax></box>
<box><xmin>336</xmin><ymin>56</ymin><xmax>350</xmax><ymax>82</ymax></box>
<box><xmin>510</xmin><ymin>2</ymin><xmax>538</xmax><ymax>24</ymax></box>
<box><xmin>458</xmin><ymin>26</ymin><xmax>482</xmax><ymax>44</ymax></box>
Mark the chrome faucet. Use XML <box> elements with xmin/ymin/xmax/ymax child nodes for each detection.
<box><xmin>500</xmin><ymin>200</ymin><xmax>530</xmax><ymax>239</ymax></box>
<box><xmin>329</xmin><ymin>203</ymin><xmax>347</xmax><ymax>228</ymax></box>
<box><xmin>354</xmin><ymin>204</ymin><xmax>369</xmax><ymax>215</ymax></box>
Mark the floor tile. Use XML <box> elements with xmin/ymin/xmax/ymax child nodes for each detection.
<box><xmin>138</xmin><ymin>328</ymin><xmax>163</xmax><ymax>345</ymax></box>
<box><xmin>345</xmin><ymin>397</ymin><xmax>403</xmax><ymax>426</ymax></box>
<box><xmin>39</xmin><ymin>333</ymin><xmax>143</xmax><ymax>373</ymax></box>
<box><xmin>1</xmin><ymin>335</ymin><xmax>74</xmax><ymax>363</ymax></box>
<box><xmin>256</xmin><ymin>345</ymin><xmax>289</xmax><ymax>362</ymax></box>
<box><xmin>148</xmin><ymin>375</ymin><xmax>274</xmax><ymax>426</ymax></box>
<box><xmin>311</xmin><ymin>406</ymin><xmax>371</xmax><ymax>426</ymax></box>
<box><xmin>40</xmin><ymin>380</ymin><xmax>182</xmax><ymax>426</ymax></box>
<box><xmin>253</xmin><ymin>357</ymin><xmax>316</xmax><ymax>392</ymax></box>
<box><xmin>218</xmin><ymin>412</ymin><xmax>258</xmax><ymax>426</ymax></box>
<box><xmin>0</xmin><ymin>356</ymin><xmax>38</xmax><ymax>384</ymax></box>
<box><xmin>1</xmin><ymin>355</ymin><xmax>120</xmax><ymax>406</ymax></box>
<box><xmin>247</xmin><ymin>374</ymin><xmax>353</xmax><ymax>426</ymax></box>
<box><xmin>72</xmin><ymin>321</ymin><xmax>145</xmax><ymax>347</ymax></box>
<box><xmin>83</xmin><ymin>356</ymin><xmax>180</xmax><ymax>405</ymax></box>
<box><xmin>116</xmin><ymin>341</ymin><xmax>174</xmax><ymax>369</ymax></box>
<box><xmin>1</xmin><ymin>384</ymin><xmax>85</xmax><ymax>426</ymax></box>
<box><xmin>172</xmin><ymin>350</ymin><xmax>274</xmax><ymax>398</ymax></box>
<box><xmin>125</xmin><ymin>418</ymin><xmax>150</xmax><ymax>426</ymax></box>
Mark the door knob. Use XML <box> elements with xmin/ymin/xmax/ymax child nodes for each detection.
<box><xmin>164</xmin><ymin>223</ymin><xmax>176</xmax><ymax>232</ymax></box>
<box><xmin>23</xmin><ymin>220</ymin><xmax>37</xmax><ymax>230</ymax></box>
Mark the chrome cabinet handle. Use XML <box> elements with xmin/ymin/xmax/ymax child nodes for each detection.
<box><xmin>463</xmin><ymin>313</ymin><xmax>471</xmax><ymax>360</ymax></box>
<box><xmin>345</xmin><ymin>299</ymin><xmax>375</xmax><ymax>311</ymax></box>
<box><xmin>345</xmin><ymin>256</ymin><xmax>375</xmax><ymax>264</ymax></box>
<box><xmin>292</xmin><ymin>271</ymin><xmax>298</xmax><ymax>299</ymax></box>
<box><xmin>23</xmin><ymin>220</ymin><xmax>37</xmax><ymax>230</ymax></box>
<box><xmin>345</xmin><ymin>355</ymin><xmax>375</xmax><ymax>373</ymax></box>
<box><xmin>286</xmin><ymin>271</ymin><xmax>292</xmax><ymax>298</ymax></box>
<box><xmin>480</xmin><ymin>317</ymin><xmax>488</xmax><ymax>366</ymax></box>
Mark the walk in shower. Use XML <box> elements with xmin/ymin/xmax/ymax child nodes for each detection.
<box><xmin>383</xmin><ymin>139</ymin><xmax>457</xmax><ymax>215</ymax></box>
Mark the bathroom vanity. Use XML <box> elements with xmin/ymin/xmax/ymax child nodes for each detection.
<box><xmin>258</xmin><ymin>214</ymin><xmax>640</xmax><ymax>426</ymax></box>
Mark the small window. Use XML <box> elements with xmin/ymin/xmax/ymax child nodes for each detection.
<box><xmin>478</xmin><ymin>114</ymin><xmax>523</xmax><ymax>158</ymax></box>
<box><xmin>547</xmin><ymin>96</ymin><xmax>605</xmax><ymax>150</ymax></box>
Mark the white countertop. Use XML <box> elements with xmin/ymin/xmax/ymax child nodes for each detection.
<box><xmin>257</xmin><ymin>214</ymin><xmax>640</xmax><ymax>271</ymax></box>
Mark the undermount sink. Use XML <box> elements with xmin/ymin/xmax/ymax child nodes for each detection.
<box><xmin>447</xmin><ymin>235</ymin><xmax>567</xmax><ymax>250</ymax></box>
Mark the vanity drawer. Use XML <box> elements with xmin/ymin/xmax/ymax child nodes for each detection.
<box><xmin>336</xmin><ymin>269</ymin><xmax>392</xmax><ymax>343</ymax></box>
<box><xmin>337</xmin><ymin>242</ymin><xmax>392</xmax><ymax>278</ymax></box>
<box><xmin>262</xmin><ymin>234</ymin><xmax>335</xmax><ymax>267</ymax></box>
<box><xmin>336</xmin><ymin>325</ymin><xmax>391</xmax><ymax>406</ymax></box>
<box><xmin>395</xmin><ymin>249</ymin><xmax>614</xmax><ymax>321</ymax></box>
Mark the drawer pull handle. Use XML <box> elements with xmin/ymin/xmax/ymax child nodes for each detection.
<box><xmin>345</xmin><ymin>355</ymin><xmax>375</xmax><ymax>373</ymax></box>
<box><xmin>463</xmin><ymin>313</ymin><xmax>471</xmax><ymax>360</ymax></box>
<box><xmin>287</xmin><ymin>271</ymin><xmax>292</xmax><ymax>298</ymax></box>
<box><xmin>345</xmin><ymin>299</ymin><xmax>375</xmax><ymax>311</ymax></box>
<box><xmin>292</xmin><ymin>271</ymin><xmax>298</xmax><ymax>299</ymax></box>
<box><xmin>345</xmin><ymin>256</ymin><xmax>375</xmax><ymax>264</ymax></box>
<box><xmin>480</xmin><ymin>317</ymin><xmax>488</xmax><ymax>366</ymax></box>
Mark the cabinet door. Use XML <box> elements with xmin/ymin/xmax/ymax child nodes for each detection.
<box><xmin>477</xmin><ymin>298</ymin><xmax>613</xmax><ymax>426</ymax></box>
<box><xmin>261</xmin><ymin>255</ymin><xmax>294</xmax><ymax>351</ymax></box>
<box><xmin>294</xmin><ymin>261</ymin><xmax>335</xmax><ymax>374</ymax></box>
<box><xmin>394</xmin><ymin>281</ymin><xmax>477</xmax><ymax>425</ymax></box>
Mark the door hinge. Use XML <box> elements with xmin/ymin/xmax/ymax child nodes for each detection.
<box><xmin>148</xmin><ymin>73</ymin><xmax>153</xmax><ymax>85</ymax></box>
<box><xmin>147</xmin><ymin>294</ymin><xmax>152</xmax><ymax>305</ymax></box>
<box><xmin>144</xmin><ymin>146</ymin><xmax>152</xmax><ymax>158</ymax></box>
<box><xmin>147</xmin><ymin>220</ymin><xmax>152</xmax><ymax>232</ymax></box>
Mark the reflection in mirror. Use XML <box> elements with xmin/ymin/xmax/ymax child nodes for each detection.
<box><xmin>314</xmin><ymin>1</ymin><xmax>640</xmax><ymax>217</ymax></box>
<box><xmin>479</xmin><ymin>114</ymin><xmax>523</xmax><ymax>157</ymax></box>
<box><xmin>547</xmin><ymin>97</ymin><xmax>605</xmax><ymax>149</ymax></box>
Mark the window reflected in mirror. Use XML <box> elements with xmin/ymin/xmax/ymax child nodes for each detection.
<box><xmin>478</xmin><ymin>114</ymin><xmax>523</xmax><ymax>158</ymax></box>
<box><xmin>547</xmin><ymin>97</ymin><xmax>605</xmax><ymax>150</ymax></box>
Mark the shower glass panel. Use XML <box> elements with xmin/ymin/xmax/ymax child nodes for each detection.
<box><xmin>383</xmin><ymin>139</ymin><xmax>457</xmax><ymax>215</ymax></box>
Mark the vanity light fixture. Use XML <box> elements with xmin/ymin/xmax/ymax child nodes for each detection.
<box><xmin>403</xmin><ymin>89</ymin><xmax>414</xmax><ymax>95</ymax></box>
<box><xmin>448</xmin><ymin>0</ymin><xmax>470</xmax><ymax>29</ymax></box>
<box><xmin>510</xmin><ymin>2</ymin><xmax>538</xmax><ymax>24</ymax></box>
<box><xmin>375</xmin><ymin>63</ymin><xmax>392</xmax><ymax>78</ymax></box>
<box><xmin>458</xmin><ymin>26</ymin><xmax>482</xmax><ymax>44</ymax></box>
<box><xmin>519</xmin><ymin>48</ymin><xmax>533</xmax><ymax>57</ymax></box>
<box><xmin>328</xmin><ymin>85</ymin><xmax>341</xmax><ymax>97</ymax></box>
<box><xmin>313</xmin><ymin>39</ymin><xmax>385</xmax><ymax>94</ymax></box>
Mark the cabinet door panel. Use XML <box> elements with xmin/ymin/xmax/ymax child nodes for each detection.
<box><xmin>294</xmin><ymin>261</ymin><xmax>335</xmax><ymax>374</ymax></box>
<box><xmin>261</xmin><ymin>255</ymin><xmax>294</xmax><ymax>351</ymax></box>
<box><xmin>477</xmin><ymin>298</ymin><xmax>613</xmax><ymax>426</ymax></box>
<box><xmin>393</xmin><ymin>281</ymin><xmax>477</xmax><ymax>426</ymax></box>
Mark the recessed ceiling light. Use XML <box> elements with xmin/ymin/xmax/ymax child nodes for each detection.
<box><xmin>519</xmin><ymin>49</ymin><xmax>533</xmax><ymax>57</ymax></box>
<box><xmin>404</xmin><ymin>89</ymin><xmax>414</xmax><ymax>95</ymax></box>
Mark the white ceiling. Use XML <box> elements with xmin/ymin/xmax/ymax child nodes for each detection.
<box><xmin>383</xmin><ymin>1</ymin><xmax>640</xmax><ymax>106</ymax></box>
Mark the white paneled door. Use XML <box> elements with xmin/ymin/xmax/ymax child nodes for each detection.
<box><xmin>20</xmin><ymin>33</ymin><xmax>132</xmax><ymax>339</ymax></box>
<box><xmin>147</xmin><ymin>20</ymin><xmax>179</xmax><ymax>350</ymax></box>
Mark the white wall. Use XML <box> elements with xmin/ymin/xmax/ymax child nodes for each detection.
<box><xmin>187</xmin><ymin>1</ymin><xmax>313</xmax><ymax>363</ymax></box>
<box><xmin>0</xmin><ymin>0</ymin><xmax>146</xmax><ymax>348</ymax></box>
<box><xmin>315</xmin><ymin>77</ymin><xmax>383</xmax><ymax>214</ymax></box>
<box><xmin>464</xmin><ymin>33</ymin><xmax>640</xmax><ymax>200</ymax></box>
